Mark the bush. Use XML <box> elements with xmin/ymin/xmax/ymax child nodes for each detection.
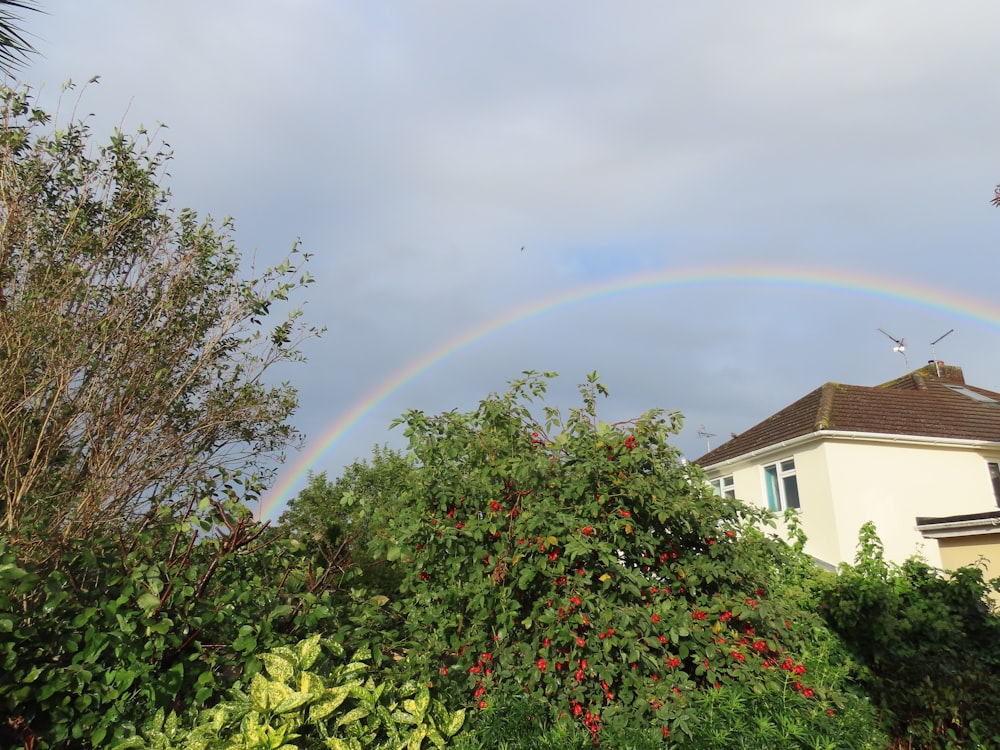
<box><xmin>376</xmin><ymin>372</ymin><xmax>884</xmax><ymax>747</ymax></box>
<box><xmin>111</xmin><ymin>634</ymin><xmax>465</xmax><ymax>750</ymax></box>
<box><xmin>822</xmin><ymin>523</ymin><xmax>1000</xmax><ymax>749</ymax></box>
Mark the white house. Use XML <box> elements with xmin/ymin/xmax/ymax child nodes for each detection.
<box><xmin>696</xmin><ymin>362</ymin><xmax>1000</xmax><ymax>574</ymax></box>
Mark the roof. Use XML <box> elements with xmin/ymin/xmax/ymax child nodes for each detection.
<box><xmin>915</xmin><ymin>510</ymin><xmax>1000</xmax><ymax>539</ymax></box>
<box><xmin>696</xmin><ymin>363</ymin><xmax>1000</xmax><ymax>467</ymax></box>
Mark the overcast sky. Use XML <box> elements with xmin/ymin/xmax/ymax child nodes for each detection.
<box><xmin>22</xmin><ymin>2</ymin><xmax>1000</xmax><ymax>517</ymax></box>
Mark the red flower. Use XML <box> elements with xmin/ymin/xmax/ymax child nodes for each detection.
<box><xmin>581</xmin><ymin>526</ymin><xmax>593</xmax><ymax>535</ymax></box>
<box><xmin>652</xmin><ymin>613</ymin><xmax>660</xmax><ymax>623</ymax></box>
<box><xmin>691</xmin><ymin>610</ymin><xmax>707</xmax><ymax>621</ymax></box>
<box><xmin>576</xmin><ymin>637</ymin><xmax>586</xmax><ymax>647</ymax></box>
<box><xmin>537</xmin><ymin>658</ymin><xmax>547</xmax><ymax>672</ymax></box>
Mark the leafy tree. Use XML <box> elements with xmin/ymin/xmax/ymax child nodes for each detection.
<box><xmin>0</xmin><ymin>83</ymin><xmax>320</xmax><ymax>563</ymax></box>
<box><xmin>0</xmin><ymin>81</ymin><xmax>326</xmax><ymax>748</ymax></box>
<box><xmin>279</xmin><ymin>445</ymin><xmax>413</xmax><ymax>596</ymax></box>
<box><xmin>377</xmin><ymin>372</ymin><xmax>883</xmax><ymax>747</ymax></box>
<box><xmin>0</xmin><ymin>1</ymin><xmax>38</xmax><ymax>74</ymax></box>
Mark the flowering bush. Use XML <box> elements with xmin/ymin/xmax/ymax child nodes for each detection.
<box><xmin>378</xmin><ymin>373</ymin><xmax>882</xmax><ymax>746</ymax></box>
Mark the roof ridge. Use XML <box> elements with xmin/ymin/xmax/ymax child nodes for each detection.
<box><xmin>814</xmin><ymin>382</ymin><xmax>839</xmax><ymax>431</ymax></box>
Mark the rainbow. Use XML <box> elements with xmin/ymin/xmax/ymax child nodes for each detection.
<box><xmin>257</xmin><ymin>261</ymin><xmax>1000</xmax><ymax>521</ymax></box>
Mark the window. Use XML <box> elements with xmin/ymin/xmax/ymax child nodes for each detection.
<box><xmin>711</xmin><ymin>475</ymin><xmax>735</xmax><ymax>499</ymax></box>
<box><xmin>763</xmin><ymin>459</ymin><xmax>799</xmax><ymax>512</ymax></box>
<box><xmin>945</xmin><ymin>385</ymin><xmax>998</xmax><ymax>404</ymax></box>
<box><xmin>989</xmin><ymin>462</ymin><xmax>1000</xmax><ymax>507</ymax></box>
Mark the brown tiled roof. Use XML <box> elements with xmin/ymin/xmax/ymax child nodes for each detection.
<box><xmin>696</xmin><ymin>363</ymin><xmax>1000</xmax><ymax>467</ymax></box>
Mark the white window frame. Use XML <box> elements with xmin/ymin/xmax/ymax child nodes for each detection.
<box><xmin>763</xmin><ymin>458</ymin><xmax>800</xmax><ymax>512</ymax></box>
<box><xmin>711</xmin><ymin>475</ymin><xmax>735</xmax><ymax>499</ymax></box>
<box><xmin>988</xmin><ymin>461</ymin><xmax>1000</xmax><ymax>507</ymax></box>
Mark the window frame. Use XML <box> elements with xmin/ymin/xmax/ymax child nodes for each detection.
<box><xmin>711</xmin><ymin>475</ymin><xmax>735</xmax><ymax>499</ymax></box>
<box><xmin>763</xmin><ymin>458</ymin><xmax>800</xmax><ymax>512</ymax></box>
<box><xmin>988</xmin><ymin>461</ymin><xmax>1000</xmax><ymax>507</ymax></box>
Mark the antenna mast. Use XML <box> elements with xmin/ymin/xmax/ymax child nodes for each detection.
<box><xmin>929</xmin><ymin>329</ymin><xmax>954</xmax><ymax>376</ymax></box>
<box><xmin>698</xmin><ymin>424</ymin><xmax>716</xmax><ymax>452</ymax></box>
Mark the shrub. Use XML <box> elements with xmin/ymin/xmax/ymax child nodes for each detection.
<box><xmin>822</xmin><ymin>522</ymin><xmax>1000</xmax><ymax>749</ymax></box>
<box><xmin>376</xmin><ymin>372</ymin><xmax>883</xmax><ymax>747</ymax></box>
<box><xmin>111</xmin><ymin>634</ymin><xmax>465</xmax><ymax>750</ymax></box>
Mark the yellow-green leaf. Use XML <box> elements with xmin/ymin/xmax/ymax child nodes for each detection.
<box><xmin>335</xmin><ymin>706</ymin><xmax>371</xmax><ymax>727</ymax></box>
<box><xmin>273</xmin><ymin>691</ymin><xmax>312</xmax><ymax>715</ymax></box>
<box><xmin>444</xmin><ymin>708</ymin><xmax>466</xmax><ymax>737</ymax></box>
<box><xmin>309</xmin><ymin>686</ymin><xmax>351</xmax><ymax>721</ymax></box>
<box><xmin>297</xmin><ymin>634</ymin><xmax>322</xmax><ymax>670</ymax></box>
<box><xmin>260</xmin><ymin>652</ymin><xmax>296</xmax><ymax>685</ymax></box>
<box><xmin>408</xmin><ymin>726</ymin><xmax>427</xmax><ymax>750</ymax></box>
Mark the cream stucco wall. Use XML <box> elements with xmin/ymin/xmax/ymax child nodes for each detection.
<box><xmin>937</xmin><ymin>535</ymin><xmax>1000</xmax><ymax>582</ymax></box>
<box><xmin>705</xmin><ymin>434</ymin><xmax>1000</xmax><ymax>569</ymax></box>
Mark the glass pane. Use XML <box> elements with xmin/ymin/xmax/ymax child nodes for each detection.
<box><xmin>783</xmin><ymin>475</ymin><xmax>800</xmax><ymax>509</ymax></box>
<box><xmin>990</xmin><ymin>462</ymin><xmax>1000</xmax><ymax>507</ymax></box>
<box><xmin>764</xmin><ymin>465</ymin><xmax>780</xmax><ymax>511</ymax></box>
<box><xmin>780</xmin><ymin>459</ymin><xmax>795</xmax><ymax>473</ymax></box>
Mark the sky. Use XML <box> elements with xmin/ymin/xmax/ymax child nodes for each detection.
<box><xmin>19</xmin><ymin>2</ymin><xmax>1000</xmax><ymax>520</ymax></box>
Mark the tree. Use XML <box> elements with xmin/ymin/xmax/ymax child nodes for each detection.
<box><xmin>0</xmin><ymin>83</ymin><xmax>321</xmax><ymax>563</ymax></box>
<box><xmin>278</xmin><ymin>446</ymin><xmax>413</xmax><ymax>597</ymax></box>
<box><xmin>377</xmin><ymin>372</ymin><xmax>884</xmax><ymax>747</ymax></box>
<box><xmin>0</xmin><ymin>1</ymin><xmax>37</xmax><ymax>75</ymax></box>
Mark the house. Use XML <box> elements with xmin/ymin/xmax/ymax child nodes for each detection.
<box><xmin>696</xmin><ymin>362</ymin><xmax>1000</xmax><ymax>576</ymax></box>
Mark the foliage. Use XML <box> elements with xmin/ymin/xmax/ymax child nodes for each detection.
<box><xmin>0</xmin><ymin>1</ymin><xmax>38</xmax><ymax>74</ymax></box>
<box><xmin>376</xmin><ymin>372</ymin><xmax>883</xmax><ymax>747</ymax></box>
<box><xmin>0</xmin><ymin>82</ymin><xmax>320</xmax><ymax>564</ymax></box>
<box><xmin>0</xmin><ymin>488</ymin><xmax>375</xmax><ymax>749</ymax></box>
<box><xmin>821</xmin><ymin>522</ymin><xmax>1000</xmax><ymax>749</ymax></box>
<box><xmin>278</xmin><ymin>446</ymin><xmax>413</xmax><ymax>599</ymax></box>
<box><xmin>111</xmin><ymin>634</ymin><xmax>466</xmax><ymax>750</ymax></box>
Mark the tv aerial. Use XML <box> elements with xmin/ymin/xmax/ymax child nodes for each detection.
<box><xmin>697</xmin><ymin>424</ymin><xmax>716</xmax><ymax>452</ymax></box>
<box><xmin>878</xmin><ymin>328</ymin><xmax>910</xmax><ymax>370</ymax></box>
<box><xmin>929</xmin><ymin>329</ymin><xmax>954</xmax><ymax>376</ymax></box>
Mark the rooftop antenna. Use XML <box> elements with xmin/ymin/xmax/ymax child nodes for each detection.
<box><xmin>929</xmin><ymin>329</ymin><xmax>954</xmax><ymax>376</ymax></box>
<box><xmin>697</xmin><ymin>424</ymin><xmax>716</xmax><ymax>452</ymax></box>
<box><xmin>878</xmin><ymin>328</ymin><xmax>910</xmax><ymax>370</ymax></box>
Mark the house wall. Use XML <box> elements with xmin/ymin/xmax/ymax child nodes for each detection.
<box><xmin>820</xmin><ymin>440</ymin><xmax>996</xmax><ymax>568</ymax></box>
<box><xmin>717</xmin><ymin>443</ymin><xmax>842</xmax><ymax>568</ymax></box>
<box><xmin>937</xmin><ymin>534</ymin><xmax>1000</xmax><ymax>583</ymax></box>
<box><xmin>710</xmin><ymin>437</ymin><xmax>1000</xmax><ymax>569</ymax></box>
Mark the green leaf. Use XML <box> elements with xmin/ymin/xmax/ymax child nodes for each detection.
<box><xmin>309</xmin><ymin>686</ymin><xmax>351</xmax><ymax>721</ymax></box>
<box><xmin>137</xmin><ymin>592</ymin><xmax>160</xmax><ymax>614</ymax></box>
<box><xmin>297</xmin><ymin>633</ymin><xmax>322</xmax><ymax>670</ymax></box>
<box><xmin>260</xmin><ymin>652</ymin><xmax>296</xmax><ymax>684</ymax></box>
<box><xmin>336</xmin><ymin>706</ymin><xmax>371</xmax><ymax>727</ymax></box>
<box><xmin>407</xmin><ymin>725</ymin><xmax>427</xmax><ymax>750</ymax></box>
